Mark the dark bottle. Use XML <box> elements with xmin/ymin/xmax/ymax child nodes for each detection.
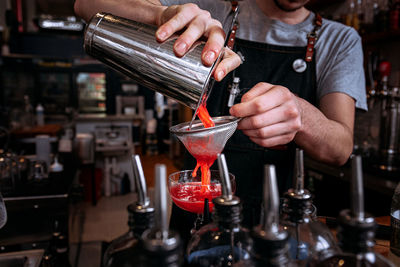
<box><xmin>251</xmin><ymin>165</ymin><xmax>296</xmax><ymax>267</ymax></box>
<box><xmin>280</xmin><ymin>149</ymin><xmax>339</xmax><ymax>266</ymax></box>
<box><xmin>377</xmin><ymin>61</ymin><xmax>400</xmax><ymax>172</ymax></box>
<box><xmin>186</xmin><ymin>154</ymin><xmax>254</xmax><ymax>267</ymax></box>
<box><xmin>128</xmin><ymin>164</ymin><xmax>184</xmax><ymax>267</ymax></box>
<box><xmin>103</xmin><ymin>155</ymin><xmax>155</xmax><ymax>267</ymax></box>
<box><xmin>317</xmin><ymin>155</ymin><xmax>395</xmax><ymax>267</ymax></box>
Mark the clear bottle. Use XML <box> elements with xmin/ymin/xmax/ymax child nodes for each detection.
<box><xmin>251</xmin><ymin>165</ymin><xmax>297</xmax><ymax>267</ymax></box>
<box><xmin>317</xmin><ymin>155</ymin><xmax>395</xmax><ymax>267</ymax></box>
<box><xmin>280</xmin><ymin>149</ymin><xmax>339</xmax><ymax>266</ymax></box>
<box><xmin>36</xmin><ymin>103</ymin><xmax>45</xmax><ymax>126</ymax></box>
<box><xmin>22</xmin><ymin>95</ymin><xmax>34</xmax><ymax>129</ymax></box>
<box><xmin>186</xmin><ymin>154</ymin><xmax>254</xmax><ymax>267</ymax></box>
<box><xmin>103</xmin><ymin>155</ymin><xmax>155</xmax><ymax>267</ymax></box>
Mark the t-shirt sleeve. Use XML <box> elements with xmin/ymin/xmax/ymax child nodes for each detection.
<box><xmin>317</xmin><ymin>24</ymin><xmax>367</xmax><ymax>111</ymax></box>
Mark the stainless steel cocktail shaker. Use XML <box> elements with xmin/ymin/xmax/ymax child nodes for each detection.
<box><xmin>84</xmin><ymin>13</ymin><xmax>219</xmax><ymax>110</ymax></box>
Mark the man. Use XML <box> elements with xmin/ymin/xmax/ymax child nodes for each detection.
<box><xmin>75</xmin><ymin>0</ymin><xmax>366</xmax><ymax>235</ymax></box>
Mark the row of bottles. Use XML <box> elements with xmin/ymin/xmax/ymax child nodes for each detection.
<box><xmin>339</xmin><ymin>0</ymin><xmax>400</xmax><ymax>34</ymax></box>
<box><xmin>104</xmin><ymin>151</ymin><xmax>395</xmax><ymax>266</ymax></box>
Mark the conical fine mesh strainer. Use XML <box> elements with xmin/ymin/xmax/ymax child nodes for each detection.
<box><xmin>170</xmin><ymin>116</ymin><xmax>240</xmax><ymax>159</ymax></box>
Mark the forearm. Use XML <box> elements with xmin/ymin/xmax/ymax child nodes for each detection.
<box><xmin>294</xmin><ymin>97</ymin><xmax>354</xmax><ymax>166</ymax></box>
<box><xmin>74</xmin><ymin>0</ymin><xmax>166</xmax><ymax>24</ymax></box>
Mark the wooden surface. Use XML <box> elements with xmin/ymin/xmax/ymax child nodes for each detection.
<box><xmin>11</xmin><ymin>124</ymin><xmax>63</xmax><ymax>138</ymax></box>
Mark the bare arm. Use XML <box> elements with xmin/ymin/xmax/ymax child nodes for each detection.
<box><xmin>229</xmin><ymin>83</ymin><xmax>354</xmax><ymax>166</ymax></box>
<box><xmin>74</xmin><ymin>0</ymin><xmax>242</xmax><ymax>80</ymax></box>
<box><xmin>74</xmin><ymin>0</ymin><xmax>165</xmax><ymax>25</ymax></box>
<box><xmin>294</xmin><ymin>93</ymin><xmax>354</xmax><ymax>165</ymax></box>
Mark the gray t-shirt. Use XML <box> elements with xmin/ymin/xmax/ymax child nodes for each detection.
<box><xmin>161</xmin><ymin>0</ymin><xmax>367</xmax><ymax>110</ymax></box>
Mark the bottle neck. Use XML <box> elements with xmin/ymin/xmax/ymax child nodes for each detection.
<box><xmin>128</xmin><ymin>207</ymin><xmax>155</xmax><ymax>238</ymax></box>
<box><xmin>252</xmin><ymin>230</ymin><xmax>290</xmax><ymax>266</ymax></box>
<box><xmin>213</xmin><ymin>203</ymin><xmax>242</xmax><ymax>230</ymax></box>
<box><xmin>337</xmin><ymin>210</ymin><xmax>376</xmax><ymax>254</ymax></box>
<box><xmin>282</xmin><ymin>194</ymin><xmax>314</xmax><ymax>223</ymax></box>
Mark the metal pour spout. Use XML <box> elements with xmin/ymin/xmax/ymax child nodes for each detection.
<box><xmin>131</xmin><ymin>155</ymin><xmax>150</xmax><ymax>208</ymax></box>
<box><xmin>217</xmin><ymin>154</ymin><xmax>233</xmax><ymax>200</ymax></box>
<box><xmin>155</xmin><ymin>164</ymin><xmax>168</xmax><ymax>240</ymax></box>
<box><xmin>262</xmin><ymin>165</ymin><xmax>280</xmax><ymax>236</ymax></box>
<box><xmin>294</xmin><ymin>148</ymin><xmax>305</xmax><ymax>195</ymax></box>
<box><xmin>351</xmin><ymin>155</ymin><xmax>365</xmax><ymax>221</ymax></box>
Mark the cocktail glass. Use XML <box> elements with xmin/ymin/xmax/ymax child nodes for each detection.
<box><xmin>168</xmin><ymin>169</ymin><xmax>235</xmax><ymax>232</ymax></box>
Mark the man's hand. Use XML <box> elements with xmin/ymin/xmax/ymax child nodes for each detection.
<box><xmin>229</xmin><ymin>82</ymin><xmax>302</xmax><ymax>147</ymax></box>
<box><xmin>155</xmin><ymin>4</ymin><xmax>242</xmax><ymax>81</ymax></box>
<box><xmin>229</xmin><ymin>82</ymin><xmax>355</xmax><ymax>166</ymax></box>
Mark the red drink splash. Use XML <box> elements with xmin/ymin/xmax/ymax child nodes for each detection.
<box><xmin>196</xmin><ymin>104</ymin><xmax>215</xmax><ymax>128</ymax></box>
<box><xmin>170</xmin><ymin>182</ymin><xmax>221</xmax><ymax>214</ymax></box>
<box><xmin>192</xmin><ymin>103</ymin><xmax>216</xmax><ymax>192</ymax></box>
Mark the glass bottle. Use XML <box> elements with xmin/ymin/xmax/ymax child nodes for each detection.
<box><xmin>186</xmin><ymin>154</ymin><xmax>254</xmax><ymax>267</ymax></box>
<box><xmin>103</xmin><ymin>155</ymin><xmax>155</xmax><ymax>267</ymax></box>
<box><xmin>128</xmin><ymin>164</ymin><xmax>184</xmax><ymax>267</ymax></box>
<box><xmin>281</xmin><ymin>148</ymin><xmax>338</xmax><ymax>265</ymax></box>
<box><xmin>317</xmin><ymin>155</ymin><xmax>395</xmax><ymax>267</ymax></box>
<box><xmin>280</xmin><ymin>149</ymin><xmax>339</xmax><ymax>266</ymax></box>
<box><xmin>251</xmin><ymin>165</ymin><xmax>296</xmax><ymax>267</ymax></box>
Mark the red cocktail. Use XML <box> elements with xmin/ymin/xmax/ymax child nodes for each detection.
<box><xmin>168</xmin><ymin>170</ymin><xmax>235</xmax><ymax>214</ymax></box>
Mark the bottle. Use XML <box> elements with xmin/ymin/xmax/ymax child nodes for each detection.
<box><xmin>186</xmin><ymin>154</ymin><xmax>254</xmax><ymax>267</ymax></box>
<box><xmin>280</xmin><ymin>149</ymin><xmax>339</xmax><ymax>265</ymax></box>
<box><xmin>127</xmin><ymin>164</ymin><xmax>184</xmax><ymax>267</ymax></box>
<box><xmin>317</xmin><ymin>155</ymin><xmax>395</xmax><ymax>266</ymax></box>
<box><xmin>23</xmin><ymin>95</ymin><xmax>34</xmax><ymax>129</ymax></box>
<box><xmin>103</xmin><ymin>155</ymin><xmax>155</xmax><ymax>267</ymax></box>
<box><xmin>48</xmin><ymin>220</ymin><xmax>71</xmax><ymax>267</ymax></box>
<box><xmin>389</xmin><ymin>182</ymin><xmax>400</xmax><ymax>265</ymax></box>
<box><xmin>251</xmin><ymin>165</ymin><xmax>296</xmax><ymax>267</ymax></box>
<box><xmin>36</xmin><ymin>103</ymin><xmax>44</xmax><ymax>126</ymax></box>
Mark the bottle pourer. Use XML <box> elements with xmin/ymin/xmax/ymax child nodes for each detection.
<box><xmin>337</xmin><ymin>154</ymin><xmax>376</xmax><ymax>255</ymax></box>
<box><xmin>131</xmin><ymin>155</ymin><xmax>151</xmax><ymax>210</ymax></box>
<box><xmin>282</xmin><ymin>148</ymin><xmax>313</xmax><ymax>223</ymax></box>
<box><xmin>257</xmin><ymin>165</ymin><xmax>287</xmax><ymax>241</ymax></box>
<box><xmin>128</xmin><ymin>155</ymin><xmax>154</xmax><ymax>235</ymax></box>
<box><xmin>252</xmin><ymin>165</ymin><xmax>290</xmax><ymax>265</ymax></box>
<box><xmin>142</xmin><ymin>164</ymin><xmax>181</xmax><ymax>253</ymax></box>
<box><xmin>213</xmin><ymin>153</ymin><xmax>240</xmax><ymax>206</ymax></box>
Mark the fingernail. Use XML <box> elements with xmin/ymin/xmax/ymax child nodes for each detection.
<box><xmin>217</xmin><ymin>70</ymin><xmax>224</xmax><ymax>80</ymax></box>
<box><xmin>175</xmin><ymin>42</ymin><xmax>187</xmax><ymax>54</ymax></box>
<box><xmin>229</xmin><ymin>107</ymin><xmax>234</xmax><ymax>115</ymax></box>
<box><xmin>157</xmin><ymin>30</ymin><xmax>166</xmax><ymax>40</ymax></box>
<box><xmin>204</xmin><ymin>51</ymin><xmax>216</xmax><ymax>63</ymax></box>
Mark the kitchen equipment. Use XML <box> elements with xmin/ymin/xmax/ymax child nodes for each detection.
<box><xmin>75</xmin><ymin>133</ymin><xmax>95</xmax><ymax>165</ymax></box>
<box><xmin>169</xmin><ymin>116</ymin><xmax>240</xmax><ymax>161</ymax></box>
<box><xmin>84</xmin><ymin>13</ymin><xmax>221</xmax><ymax>111</ymax></box>
<box><xmin>35</xmin><ymin>134</ymin><xmax>51</xmax><ymax>168</ymax></box>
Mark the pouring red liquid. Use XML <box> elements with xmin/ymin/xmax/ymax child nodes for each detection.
<box><xmin>169</xmin><ymin>102</ymin><xmax>220</xmax><ymax>213</ymax></box>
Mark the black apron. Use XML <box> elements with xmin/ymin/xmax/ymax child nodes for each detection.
<box><xmin>170</xmin><ymin>37</ymin><xmax>318</xmax><ymax>244</ymax></box>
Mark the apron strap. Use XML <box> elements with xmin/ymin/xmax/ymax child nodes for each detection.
<box><xmin>227</xmin><ymin>1</ymin><xmax>240</xmax><ymax>50</ymax></box>
<box><xmin>305</xmin><ymin>13</ymin><xmax>322</xmax><ymax>62</ymax></box>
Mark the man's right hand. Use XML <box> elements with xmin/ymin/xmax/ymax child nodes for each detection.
<box><xmin>155</xmin><ymin>4</ymin><xmax>242</xmax><ymax>81</ymax></box>
<box><xmin>75</xmin><ymin>1</ymin><xmax>241</xmax><ymax>81</ymax></box>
